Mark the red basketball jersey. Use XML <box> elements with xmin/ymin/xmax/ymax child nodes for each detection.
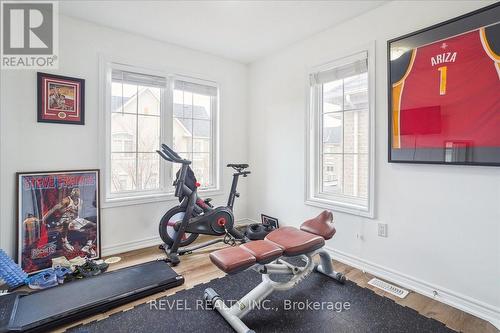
<box><xmin>392</xmin><ymin>27</ymin><xmax>500</xmax><ymax>149</ymax></box>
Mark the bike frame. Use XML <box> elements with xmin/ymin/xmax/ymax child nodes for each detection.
<box><xmin>175</xmin><ymin>163</ymin><xmax>248</xmax><ymax>213</ymax></box>
<box><xmin>157</xmin><ymin>144</ymin><xmax>249</xmax><ymax>265</ymax></box>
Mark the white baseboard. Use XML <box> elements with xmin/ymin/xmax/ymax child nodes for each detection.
<box><xmin>325</xmin><ymin>246</ymin><xmax>500</xmax><ymax>330</ymax></box>
<box><xmin>235</xmin><ymin>218</ymin><xmax>257</xmax><ymax>227</ymax></box>
<box><xmin>102</xmin><ymin>236</ymin><xmax>162</xmax><ymax>257</ymax></box>
<box><xmin>101</xmin><ymin>218</ymin><xmax>253</xmax><ymax>257</ymax></box>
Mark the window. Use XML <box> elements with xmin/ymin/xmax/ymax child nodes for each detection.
<box><xmin>173</xmin><ymin>80</ymin><xmax>217</xmax><ymax>188</ymax></box>
<box><xmin>306</xmin><ymin>50</ymin><xmax>374</xmax><ymax>217</ymax></box>
<box><xmin>110</xmin><ymin>70</ymin><xmax>164</xmax><ymax>194</ymax></box>
<box><xmin>104</xmin><ymin>62</ymin><xmax>219</xmax><ymax>203</ymax></box>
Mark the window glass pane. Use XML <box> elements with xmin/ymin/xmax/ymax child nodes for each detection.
<box><xmin>343</xmin><ymin>154</ymin><xmax>368</xmax><ymax>198</ymax></box>
<box><xmin>194</xmin><ymin>139</ymin><xmax>210</xmax><ymax>153</ymax></box>
<box><xmin>111</xmin><ymin>113</ymin><xmax>136</xmax><ymax>152</ymax></box>
<box><xmin>343</xmin><ymin>109</ymin><xmax>369</xmax><ymax>154</ymax></box>
<box><xmin>111</xmin><ymin>153</ymin><xmax>136</xmax><ymax>192</ymax></box>
<box><xmin>323</xmin><ymin>113</ymin><xmax>342</xmax><ymax>154</ymax></box>
<box><xmin>311</xmin><ymin>53</ymin><xmax>370</xmax><ymax>210</ymax></box>
<box><xmin>173</xmin><ymin>90</ymin><xmax>193</xmax><ymax>118</ymax></box>
<box><xmin>111</xmin><ymin>82</ymin><xmax>123</xmax><ymax>113</ymax></box>
<box><xmin>173</xmin><ymin>118</ymin><xmax>193</xmax><ymax>153</ymax></box>
<box><xmin>358</xmin><ymin>154</ymin><xmax>369</xmax><ymax>199</ymax></box>
<box><xmin>344</xmin><ymin>73</ymin><xmax>368</xmax><ymax>111</ymax></box>
<box><xmin>343</xmin><ymin>154</ymin><xmax>355</xmax><ymax>197</ymax></box>
<box><xmin>171</xmin><ymin>80</ymin><xmax>217</xmax><ymax>190</ymax></box>
<box><xmin>178</xmin><ymin>91</ymin><xmax>193</xmax><ymax>118</ymax></box>
<box><xmin>138</xmin><ymin>115</ymin><xmax>160</xmax><ymax>152</ymax></box>
<box><xmin>138</xmin><ymin>153</ymin><xmax>160</xmax><ymax>190</ymax></box>
<box><xmin>173</xmin><ymin>89</ymin><xmax>184</xmax><ymax>104</ymax></box>
<box><xmin>112</xmin><ymin>82</ymin><xmax>138</xmax><ymax>114</ymax></box>
<box><xmin>322</xmin><ymin>154</ymin><xmax>342</xmax><ymax>194</ymax></box>
<box><xmin>193</xmin><ymin>119</ymin><xmax>211</xmax><ymax>139</ymax></box>
<box><xmin>174</xmin><ymin>90</ymin><xmax>193</xmax><ymax>118</ymax></box>
<box><xmin>323</xmin><ymin>80</ymin><xmax>343</xmax><ymax>113</ymax></box>
<box><xmin>138</xmin><ymin>86</ymin><xmax>160</xmax><ymax>115</ymax></box>
<box><xmin>192</xmin><ymin>152</ymin><xmax>211</xmax><ymax>187</ymax></box>
<box><xmin>110</xmin><ymin>71</ymin><xmax>166</xmax><ymax>195</ymax></box>
<box><xmin>193</xmin><ymin>94</ymin><xmax>211</xmax><ymax>119</ymax></box>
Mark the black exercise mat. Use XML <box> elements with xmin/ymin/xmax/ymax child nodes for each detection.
<box><xmin>69</xmin><ymin>264</ymin><xmax>455</xmax><ymax>333</ymax></box>
<box><xmin>1</xmin><ymin>260</ymin><xmax>182</xmax><ymax>333</ymax></box>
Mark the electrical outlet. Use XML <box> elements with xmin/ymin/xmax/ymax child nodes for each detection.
<box><xmin>378</xmin><ymin>223</ymin><xmax>388</xmax><ymax>238</ymax></box>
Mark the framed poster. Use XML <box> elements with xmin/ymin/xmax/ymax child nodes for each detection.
<box><xmin>37</xmin><ymin>72</ymin><xmax>85</xmax><ymax>125</ymax></box>
<box><xmin>388</xmin><ymin>3</ymin><xmax>500</xmax><ymax>166</ymax></box>
<box><xmin>17</xmin><ymin>170</ymin><xmax>100</xmax><ymax>274</ymax></box>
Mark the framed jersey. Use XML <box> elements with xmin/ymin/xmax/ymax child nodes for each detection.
<box><xmin>388</xmin><ymin>3</ymin><xmax>500</xmax><ymax>166</ymax></box>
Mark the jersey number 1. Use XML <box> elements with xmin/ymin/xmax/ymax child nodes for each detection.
<box><xmin>438</xmin><ymin>66</ymin><xmax>447</xmax><ymax>95</ymax></box>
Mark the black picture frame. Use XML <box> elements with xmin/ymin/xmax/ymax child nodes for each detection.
<box><xmin>16</xmin><ymin>169</ymin><xmax>101</xmax><ymax>273</ymax></box>
<box><xmin>387</xmin><ymin>3</ymin><xmax>500</xmax><ymax>166</ymax></box>
<box><xmin>37</xmin><ymin>72</ymin><xmax>85</xmax><ymax>125</ymax></box>
<box><xmin>261</xmin><ymin>214</ymin><xmax>279</xmax><ymax>229</ymax></box>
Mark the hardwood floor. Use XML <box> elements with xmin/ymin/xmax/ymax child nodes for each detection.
<box><xmin>55</xmin><ymin>239</ymin><xmax>497</xmax><ymax>333</ymax></box>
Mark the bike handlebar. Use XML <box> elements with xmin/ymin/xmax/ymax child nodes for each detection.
<box><xmin>157</xmin><ymin>144</ymin><xmax>191</xmax><ymax>165</ymax></box>
<box><xmin>162</xmin><ymin>144</ymin><xmax>181</xmax><ymax>159</ymax></box>
<box><xmin>156</xmin><ymin>150</ymin><xmax>173</xmax><ymax>162</ymax></box>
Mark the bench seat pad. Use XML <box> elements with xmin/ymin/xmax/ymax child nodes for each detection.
<box><xmin>209</xmin><ymin>246</ymin><xmax>256</xmax><ymax>274</ymax></box>
<box><xmin>240</xmin><ymin>240</ymin><xmax>283</xmax><ymax>264</ymax></box>
<box><xmin>300</xmin><ymin>210</ymin><xmax>336</xmax><ymax>240</ymax></box>
<box><xmin>209</xmin><ymin>226</ymin><xmax>327</xmax><ymax>274</ymax></box>
<box><xmin>265</xmin><ymin>227</ymin><xmax>325</xmax><ymax>257</ymax></box>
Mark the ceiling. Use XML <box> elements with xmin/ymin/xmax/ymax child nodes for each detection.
<box><xmin>60</xmin><ymin>1</ymin><xmax>387</xmax><ymax>64</ymax></box>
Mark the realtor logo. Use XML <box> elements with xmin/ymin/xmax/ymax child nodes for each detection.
<box><xmin>1</xmin><ymin>1</ymin><xmax>58</xmax><ymax>69</ymax></box>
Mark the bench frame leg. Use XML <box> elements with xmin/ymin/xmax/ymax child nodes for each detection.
<box><xmin>204</xmin><ymin>288</ymin><xmax>256</xmax><ymax>333</ymax></box>
<box><xmin>315</xmin><ymin>250</ymin><xmax>347</xmax><ymax>284</ymax></box>
<box><xmin>204</xmin><ymin>250</ymin><xmax>345</xmax><ymax>332</ymax></box>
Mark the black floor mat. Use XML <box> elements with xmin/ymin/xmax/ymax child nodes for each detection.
<box><xmin>69</xmin><ymin>265</ymin><xmax>455</xmax><ymax>333</ymax></box>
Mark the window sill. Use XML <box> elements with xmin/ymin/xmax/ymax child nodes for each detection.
<box><xmin>102</xmin><ymin>188</ymin><xmax>225</xmax><ymax>209</ymax></box>
<box><xmin>305</xmin><ymin>197</ymin><xmax>374</xmax><ymax>218</ymax></box>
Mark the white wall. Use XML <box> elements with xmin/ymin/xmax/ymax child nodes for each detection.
<box><xmin>0</xmin><ymin>15</ymin><xmax>249</xmax><ymax>257</ymax></box>
<box><xmin>247</xmin><ymin>0</ymin><xmax>500</xmax><ymax>326</ymax></box>
<box><xmin>1</xmin><ymin>1</ymin><xmax>499</xmax><ymax>327</ymax></box>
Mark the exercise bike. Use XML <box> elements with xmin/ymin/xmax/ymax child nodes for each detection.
<box><xmin>156</xmin><ymin>144</ymin><xmax>250</xmax><ymax>265</ymax></box>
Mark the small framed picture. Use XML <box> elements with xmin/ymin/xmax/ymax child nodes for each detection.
<box><xmin>17</xmin><ymin>170</ymin><xmax>100</xmax><ymax>274</ymax></box>
<box><xmin>37</xmin><ymin>72</ymin><xmax>85</xmax><ymax>125</ymax></box>
<box><xmin>261</xmin><ymin>214</ymin><xmax>279</xmax><ymax>229</ymax></box>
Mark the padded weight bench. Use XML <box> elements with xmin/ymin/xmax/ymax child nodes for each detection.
<box><xmin>204</xmin><ymin>210</ymin><xmax>345</xmax><ymax>333</ymax></box>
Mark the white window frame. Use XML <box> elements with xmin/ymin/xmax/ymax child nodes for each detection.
<box><xmin>305</xmin><ymin>43</ymin><xmax>375</xmax><ymax>218</ymax></box>
<box><xmin>100</xmin><ymin>58</ymin><xmax>221</xmax><ymax>207</ymax></box>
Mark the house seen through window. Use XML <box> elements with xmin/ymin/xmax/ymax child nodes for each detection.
<box><xmin>173</xmin><ymin>80</ymin><xmax>217</xmax><ymax>188</ymax></box>
<box><xmin>108</xmin><ymin>67</ymin><xmax>218</xmax><ymax>200</ymax></box>
<box><xmin>110</xmin><ymin>73</ymin><xmax>162</xmax><ymax>194</ymax></box>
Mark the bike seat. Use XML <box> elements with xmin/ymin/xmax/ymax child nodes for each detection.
<box><xmin>227</xmin><ymin>163</ymin><xmax>249</xmax><ymax>170</ymax></box>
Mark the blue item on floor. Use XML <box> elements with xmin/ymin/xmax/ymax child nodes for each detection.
<box><xmin>0</xmin><ymin>249</ymin><xmax>28</xmax><ymax>289</ymax></box>
<box><xmin>54</xmin><ymin>267</ymin><xmax>71</xmax><ymax>284</ymax></box>
<box><xmin>27</xmin><ymin>269</ymin><xmax>58</xmax><ymax>290</ymax></box>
